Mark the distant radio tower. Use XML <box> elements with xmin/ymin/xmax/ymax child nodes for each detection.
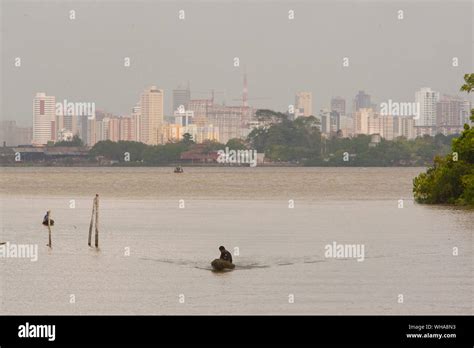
<box><xmin>241</xmin><ymin>69</ymin><xmax>249</xmax><ymax>128</ymax></box>
<box><xmin>243</xmin><ymin>70</ymin><xmax>248</xmax><ymax>108</ymax></box>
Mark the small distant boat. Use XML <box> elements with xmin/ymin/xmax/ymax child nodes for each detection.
<box><xmin>211</xmin><ymin>258</ymin><xmax>235</xmax><ymax>271</ymax></box>
<box><xmin>174</xmin><ymin>167</ymin><xmax>184</xmax><ymax>173</ymax></box>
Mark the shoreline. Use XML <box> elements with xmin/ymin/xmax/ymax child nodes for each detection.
<box><xmin>1</xmin><ymin>163</ymin><xmax>430</xmax><ymax>168</ymax></box>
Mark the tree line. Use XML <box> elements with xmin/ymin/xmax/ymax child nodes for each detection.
<box><xmin>85</xmin><ymin>121</ymin><xmax>457</xmax><ymax>168</ymax></box>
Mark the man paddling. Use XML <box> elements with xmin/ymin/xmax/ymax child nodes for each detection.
<box><xmin>219</xmin><ymin>246</ymin><xmax>232</xmax><ymax>263</ymax></box>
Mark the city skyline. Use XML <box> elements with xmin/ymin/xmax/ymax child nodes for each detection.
<box><xmin>4</xmin><ymin>73</ymin><xmax>473</xmax><ymax>128</ymax></box>
<box><xmin>0</xmin><ymin>83</ymin><xmax>467</xmax><ymax>147</ymax></box>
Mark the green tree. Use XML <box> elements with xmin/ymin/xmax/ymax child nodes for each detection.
<box><xmin>90</xmin><ymin>140</ymin><xmax>147</xmax><ymax>162</ymax></box>
<box><xmin>226</xmin><ymin>138</ymin><xmax>248</xmax><ymax>150</ymax></box>
<box><xmin>202</xmin><ymin>140</ymin><xmax>224</xmax><ymax>154</ymax></box>
<box><xmin>142</xmin><ymin>143</ymin><xmax>187</xmax><ymax>164</ymax></box>
<box><xmin>248</xmin><ymin>111</ymin><xmax>322</xmax><ymax>164</ymax></box>
<box><xmin>413</xmin><ymin>73</ymin><xmax>474</xmax><ymax>205</ymax></box>
<box><xmin>181</xmin><ymin>133</ymin><xmax>194</xmax><ymax>146</ymax></box>
<box><xmin>54</xmin><ymin>134</ymin><xmax>84</xmax><ymax>147</ymax></box>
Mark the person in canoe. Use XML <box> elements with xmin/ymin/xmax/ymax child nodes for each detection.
<box><xmin>211</xmin><ymin>246</ymin><xmax>235</xmax><ymax>271</ymax></box>
<box><xmin>219</xmin><ymin>245</ymin><xmax>232</xmax><ymax>263</ymax></box>
<box><xmin>42</xmin><ymin>210</ymin><xmax>54</xmax><ymax>226</ymax></box>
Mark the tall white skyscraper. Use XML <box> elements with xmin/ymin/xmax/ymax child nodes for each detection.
<box><xmin>295</xmin><ymin>92</ymin><xmax>313</xmax><ymax>117</ymax></box>
<box><xmin>140</xmin><ymin>86</ymin><xmax>164</xmax><ymax>145</ymax></box>
<box><xmin>415</xmin><ymin>87</ymin><xmax>439</xmax><ymax>126</ymax></box>
<box><xmin>355</xmin><ymin>108</ymin><xmax>374</xmax><ymax>135</ymax></box>
<box><xmin>132</xmin><ymin>104</ymin><xmax>141</xmax><ymax>142</ymax></box>
<box><xmin>32</xmin><ymin>92</ymin><xmax>56</xmax><ymax>145</ymax></box>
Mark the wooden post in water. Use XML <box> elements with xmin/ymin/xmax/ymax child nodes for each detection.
<box><xmin>47</xmin><ymin>211</ymin><xmax>52</xmax><ymax>248</ymax></box>
<box><xmin>88</xmin><ymin>197</ymin><xmax>96</xmax><ymax>247</ymax></box>
<box><xmin>94</xmin><ymin>194</ymin><xmax>99</xmax><ymax>248</ymax></box>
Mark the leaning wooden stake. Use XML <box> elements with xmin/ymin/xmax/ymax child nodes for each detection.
<box><xmin>47</xmin><ymin>211</ymin><xmax>52</xmax><ymax>248</ymax></box>
<box><xmin>88</xmin><ymin>196</ymin><xmax>96</xmax><ymax>247</ymax></box>
<box><xmin>94</xmin><ymin>194</ymin><xmax>99</xmax><ymax>248</ymax></box>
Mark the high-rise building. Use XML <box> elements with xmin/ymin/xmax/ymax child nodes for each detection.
<box><xmin>95</xmin><ymin>119</ymin><xmax>105</xmax><ymax>143</ymax></box>
<box><xmin>140</xmin><ymin>86</ymin><xmax>164</xmax><ymax>145</ymax></box>
<box><xmin>195</xmin><ymin>125</ymin><xmax>219</xmax><ymax>143</ymax></box>
<box><xmin>353</xmin><ymin>91</ymin><xmax>371</xmax><ymax>112</ymax></box>
<box><xmin>318</xmin><ymin>109</ymin><xmax>340</xmax><ymax>134</ymax></box>
<box><xmin>0</xmin><ymin>121</ymin><xmax>32</xmax><ymax>146</ymax></box>
<box><xmin>33</xmin><ymin>92</ymin><xmax>56</xmax><ymax>145</ymax></box>
<box><xmin>162</xmin><ymin>123</ymin><xmax>185</xmax><ymax>143</ymax></box>
<box><xmin>101</xmin><ymin>117</ymin><xmax>111</xmax><ymax>142</ymax></box>
<box><xmin>329</xmin><ymin>111</ymin><xmax>341</xmax><ymax>134</ymax></box>
<box><xmin>109</xmin><ymin>118</ymin><xmax>121</xmax><ymax>142</ymax></box>
<box><xmin>295</xmin><ymin>92</ymin><xmax>313</xmax><ymax>117</ymax></box>
<box><xmin>207</xmin><ymin>105</ymin><xmax>249</xmax><ymax>143</ymax></box>
<box><xmin>355</xmin><ymin>108</ymin><xmax>398</xmax><ymax>139</ymax></box>
<box><xmin>97</xmin><ymin>116</ymin><xmax>138</xmax><ymax>143</ymax></box>
<box><xmin>187</xmin><ymin>95</ymin><xmax>254</xmax><ymax>143</ymax></box>
<box><xmin>131</xmin><ymin>104</ymin><xmax>141</xmax><ymax>142</ymax></box>
<box><xmin>187</xmin><ymin>99</ymin><xmax>213</xmax><ymax>127</ymax></box>
<box><xmin>368</xmin><ymin>114</ymin><xmax>394</xmax><ymax>140</ymax></box>
<box><xmin>60</xmin><ymin>114</ymin><xmax>78</xmax><ymax>134</ymax></box>
<box><xmin>330</xmin><ymin>97</ymin><xmax>346</xmax><ymax>116</ymax></box>
<box><xmin>174</xmin><ymin>109</ymin><xmax>194</xmax><ymax>127</ymax></box>
<box><xmin>76</xmin><ymin>114</ymin><xmax>89</xmax><ymax>144</ymax></box>
<box><xmin>435</xmin><ymin>95</ymin><xmax>465</xmax><ymax>136</ymax></box>
<box><xmin>172</xmin><ymin>85</ymin><xmax>191</xmax><ymax>113</ymax></box>
<box><xmin>393</xmin><ymin>116</ymin><xmax>416</xmax><ymax>140</ymax></box>
<box><xmin>86</xmin><ymin>118</ymin><xmax>97</xmax><ymax>146</ymax></box>
<box><xmin>355</xmin><ymin>108</ymin><xmax>373</xmax><ymax>135</ymax></box>
<box><xmin>318</xmin><ymin>109</ymin><xmax>330</xmax><ymax>133</ymax></box>
<box><xmin>55</xmin><ymin>113</ymin><xmax>65</xmax><ymax>136</ymax></box>
<box><xmin>0</xmin><ymin>121</ymin><xmax>18</xmax><ymax>145</ymax></box>
<box><xmin>339</xmin><ymin>115</ymin><xmax>354</xmax><ymax>137</ymax></box>
<box><xmin>461</xmin><ymin>100</ymin><xmax>471</xmax><ymax>125</ymax></box>
<box><xmin>415</xmin><ymin>87</ymin><xmax>439</xmax><ymax>126</ymax></box>
<box><xmin>56</xmin><ymin>116</ymin><xmax>76</xmax><ymax>141</ymax></box>
<box><xmin>120</xmin><ymin>116</ymin><xmax>136</xmax><ymax>142</ymax></box>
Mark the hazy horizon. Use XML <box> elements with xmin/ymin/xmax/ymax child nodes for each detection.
<box><xmin>1</xmin><ymin>0</ymin><xmax>473</xmax><ymax>126</ymax></box>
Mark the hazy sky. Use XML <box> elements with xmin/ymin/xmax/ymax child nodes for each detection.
<box><xmin>1</xmin><ymin>0</ymin><xmax>472</xmax><ymax>126</ymax></box>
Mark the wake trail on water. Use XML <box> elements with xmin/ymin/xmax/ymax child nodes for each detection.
<box><xmin>139</xmin><ymin>256</ymin><xmax>328</xmax><ymax>271</ymax></box>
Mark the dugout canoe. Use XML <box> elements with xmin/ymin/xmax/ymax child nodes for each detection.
<box><xmin>211</xmin><ymin>258</ymin><xmax>235</xmax><ymax>271</ymax></box>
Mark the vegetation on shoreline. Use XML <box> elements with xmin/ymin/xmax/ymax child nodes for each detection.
<box><xmin>52</xmin><ymin>134</ymin><xmax>84</xmax><ymax>147</ymax></box>
<box><xmin>85</xmin><ymin>131</ymin><xmax>455</xmax><ymax>167</ymax></box>
<box><xmin>413</xmin><ymin>74</ymin><xmax>474</xmax><ymax>206</ymax></box>
<box><xmin>248</xmin><ymin>110</ymin><xmax>455</xmax><ymax>166</ymax></box>
<box><xmin>83</xmin><ymin>107</ymin><xmax>456</xmax><ymax>167</ymax></box>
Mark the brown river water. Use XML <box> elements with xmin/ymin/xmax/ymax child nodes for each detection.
<box><xmin>0</xmin><ymin>167</ymin><xmax>472</xmax><ymax>314</ymax></box>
